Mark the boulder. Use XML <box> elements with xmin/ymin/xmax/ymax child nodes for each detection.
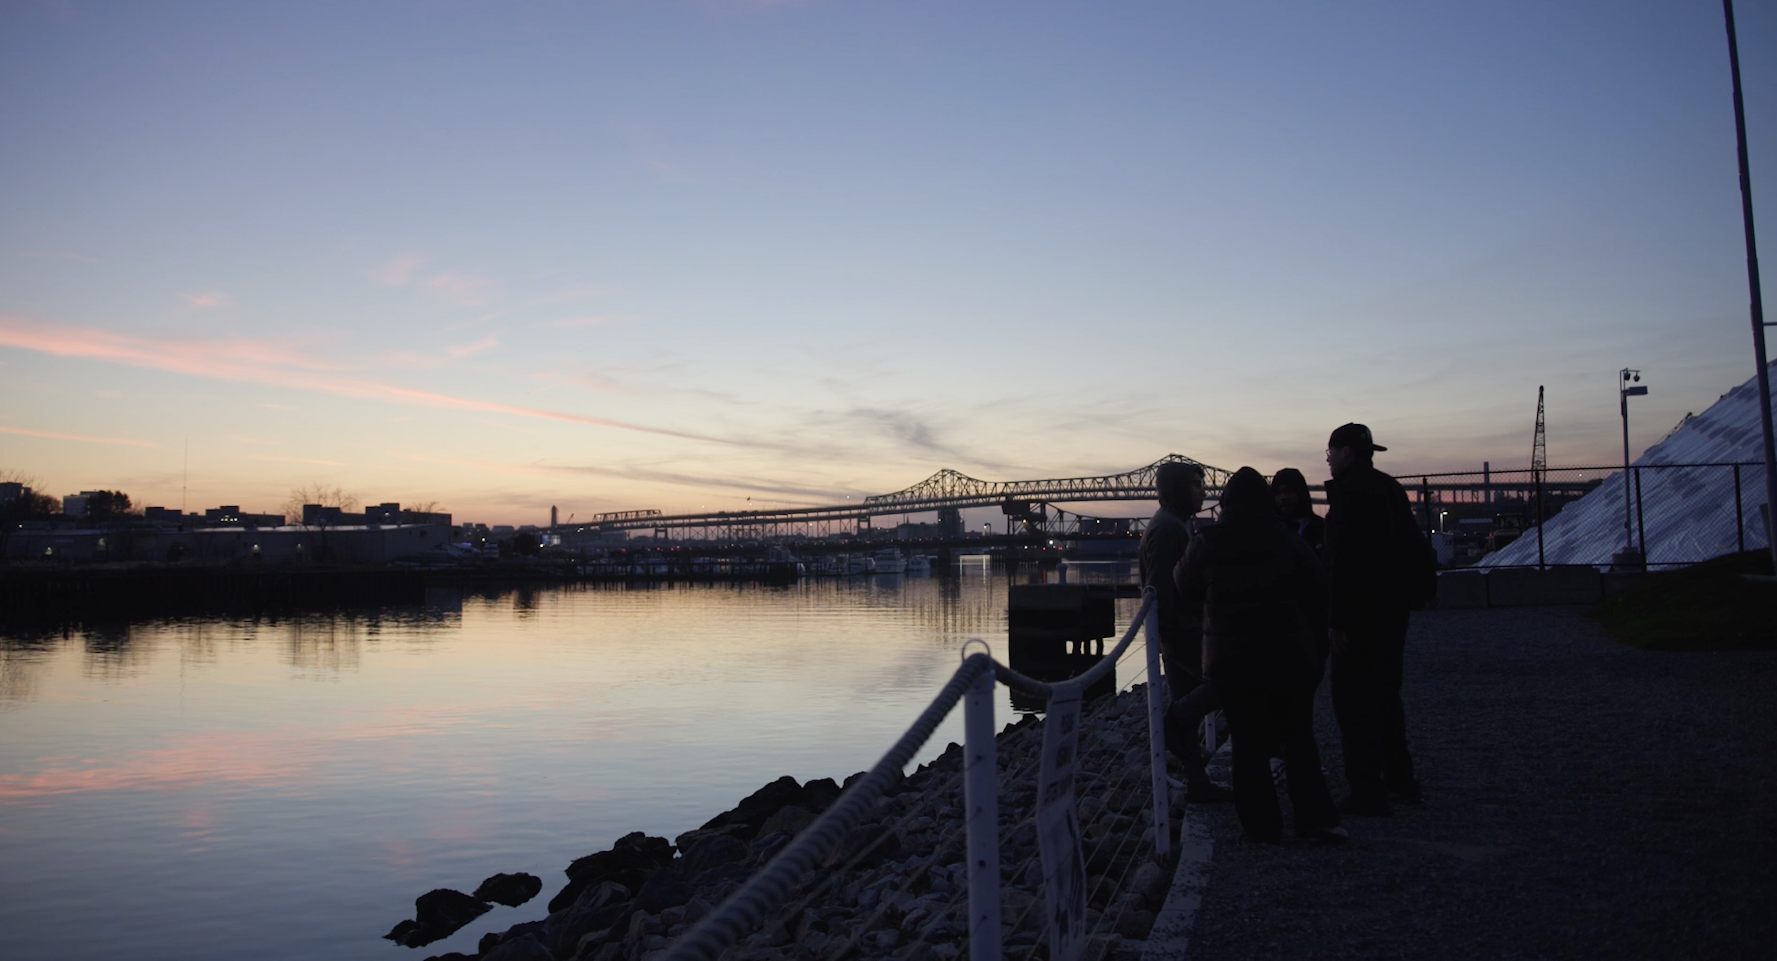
<box><xmin>756</xmin><ymin>804</ymin><xmax>815</xmax><ymax>840</ymax></box>
<box><xmin>636</xmin><ymin>867</ymin><xmax>695</xmax><ymax>913</ymax></box>
<box><xmin>802</xmin><ymin>777</ymin><xmax>843</xmax><ymax>812</ymax></box>
<box><xmin>679</xmin><ymin>832</ymin><xmax>750</xmax><ymax>878</ymax></box>
<box><xmin>549</xmin><ymin>833</ymin><xmax>673</xmax><ymax>913</ymax></box>
<box><xmin>749</xmin><ymin>830</ymin><xmax>792</xmax><ymax>864</ymax></box>
<box><xmin>384</xmin><ymin>889</ymin><xmax>492</xmax><ymax>947</ymax></box>
<box><xmin>672</xmin><ymin>823</ymin><xmax>750</xmax><ymax>853</ymax></box>
<box><xmin>481</xmin><ymin>936</ymin><xmax>554</xmax><ymax>961</ymax></box>
<box><xmin>479</xmin><ymin>920</ymin><xmax>545</xmax><ymax>955</ymax></box>
<box><xmin>689</xmin><ymin>861</ymin><xmax>752</xmax><ymax>889</ymax></box>
<box><xmin>823</xmin><ymin>823</ymin><xmax>902</xmax><ymax>870</ymax></box>
<box><xmin>1113</xmin><ymin>906</ymin><xmax>1155</xmax><ymax>941</ymax></box>
<box><xmin>699</xmin><ymin>775</ymin><xmax>807</xmax><ymax>836</ymax></box>
<box><xmin>473</xmin><ymin>872</ymin><xmax>543</xmax><ymax>907</ymax></box>
<box><xmin>544</xmin><ymin>881</ymin><xmax>634</xmax><ymax>958</ymax></box>
<box><xmin>1132</xmin><ymin>861</ymin><xmax>1170</xmax><ymax>904</ymax></box>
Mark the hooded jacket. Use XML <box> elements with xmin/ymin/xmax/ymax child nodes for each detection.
<box><xmin>1174</xmin><ymin>467</ymin><xmax>1328</xmax><ymax>686</ymax></box>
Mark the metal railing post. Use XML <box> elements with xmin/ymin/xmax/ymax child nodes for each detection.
<box><xmin>1421</xmin><ymin>477</ymin><xmax>1433</xmax><ymax>539</ymax></box>
<box><xmin>1736</xmin><ymin>465</ymin><xmax>1746</xmax><ymax>554</ymax></box>
<box><xmin>1142</xmin><ymin>595</ymin><xmax>1171</xmax><ymax>864</ymax></box>
<box><xmin>1634</xmin><ymin>467</ymin><xmax>1647</xmax><ymax>557</ymax></box>
<box><xmin>962</xmin><ymin>651</ymin><xmax>1001</xmax><ymax>961</ymax></box>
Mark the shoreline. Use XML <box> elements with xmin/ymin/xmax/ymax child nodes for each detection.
<box><xmin>390</xmin><ymin>682</ymin><xmax>1180</xmax><ymax>961</ymax></box>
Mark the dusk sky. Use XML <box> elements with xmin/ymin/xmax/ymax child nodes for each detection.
<box><xmin>2</xmin><ymin>0</ymin><xmax>1772</xmax><ymax>525</ymax></box>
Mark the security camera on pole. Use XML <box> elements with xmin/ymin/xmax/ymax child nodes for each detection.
<box><xmin>1614</xmin><ymin>369</ymin><xmax>1648</xmax><ymax>572</ymax></box>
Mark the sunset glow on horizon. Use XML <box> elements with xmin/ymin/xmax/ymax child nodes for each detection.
<box><xmin>2</xmin><ymin>1</ymin><xmax>1771</xmax><ymax>525</ymax></box>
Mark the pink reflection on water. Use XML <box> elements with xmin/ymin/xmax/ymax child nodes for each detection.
<box><xmin>0</xmin><ymin>697</ymin><xmax>632</xmax><ymax>802</ymax></box>
<box><xmin>0</xmin><ymin>733</ymin><xmax>311</xmax><ymax>801</ymax></box>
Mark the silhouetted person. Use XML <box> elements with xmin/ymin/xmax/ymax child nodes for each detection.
<box><xmin>1139</xmin><ymin>461</ymin><xmax>1232</xmax><ymax>802</ymax></box>
<box><xmin>1323</xmin><ymin>423</ymin><xmax>1433</xmax><ymax>815</ymax></box>
<box><xmin>1175</xmin><ymin>467</ymin><xmax>1344</xmax><ymax>844</ymax></box>
<box><xmin>1271</xmin><ymin>468</ymin><xmax>1325</xmax><ymax>556</ymax></box>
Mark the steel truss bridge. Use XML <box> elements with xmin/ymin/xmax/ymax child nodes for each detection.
<box><xmin>551</xmin><ymin>456</ymin><xmax>1618</xmax><ymax>546</ymax></box>
<box><xmin>554</xmin><ymin>455</ymin><xmax>1230</xmax><ymax>543</ymax></box>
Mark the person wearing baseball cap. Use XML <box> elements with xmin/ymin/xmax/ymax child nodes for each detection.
<box><xmin>1323</xmin><ymin>423</ymin><xmax>1435</xmax><ymax>815</ymax></box>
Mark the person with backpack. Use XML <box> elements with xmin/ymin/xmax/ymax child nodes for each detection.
<box><xmin>1323</xmin><ymin>423</ymin><xmax>1435</xmax><ymax>815</ymax></box>
<box><xmin>1175</xmin><ymin>467</ymin><xmax>1345</xmax><ymax>844</ymax></box>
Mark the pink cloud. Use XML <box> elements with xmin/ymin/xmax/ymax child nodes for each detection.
<box><xmin>446</xmin><ymin>336</ymin><xmax>498</xmax><ymax>359</ymax></box>
<box><xmin>181</xmin><ymin>291</ymin><xmax>233</xmax><ymax>309</ymax></box>
<box><xmin>254</xmin><ymin>455</ymin><xmax>344</xmax><ymax>466</ymax></box>
<box><xmin>370</xmin><ymin>253</ymin><xmax>427</xmax><ymax>287</ymax></box>
<box><xmin>0</xmin><ymin>315</ymin><xmax>735</xmax><ymax>445</ymax></box>
<box><xmin>0</xmin><ymin>425</ymin><xmax>160</xmax><ymax>448</ymax></box>
<box><xmin>424</xmin><ymin>271</ymin><xmax>493</xmax><ymax>306</ymax></box>
<box><xmin>548</xmin><ymin>314</ymin><xmax>624</xmax><ymax>329</ymax></box>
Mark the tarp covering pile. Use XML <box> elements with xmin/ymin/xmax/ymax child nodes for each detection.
<box><xmin>1481</xmin><ymin>363</ymin><xmax>1773</xmax><ymax>569</ymax></box>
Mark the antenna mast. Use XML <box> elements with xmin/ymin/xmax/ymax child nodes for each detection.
<box><xmin>1530</xmin><ymin>386</ymin><xmax>1547</xmax><ymax>570</ymax></box>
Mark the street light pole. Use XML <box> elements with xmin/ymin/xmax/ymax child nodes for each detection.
<box><xmin>1722</xmin><ymin>0</ymin><xmax>1777</xmax><ymax>571</ymax></box>
<box><xmin>1620</xmin><ymin>369</ymin><xmax>1647</xmax><ymax>563</ymax></box>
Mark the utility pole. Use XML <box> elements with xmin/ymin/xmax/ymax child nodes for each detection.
<box><xmin>1619</xmin><ymin>369</ymin><xmax>1647</xmax><ymax>568</ymax></box>
<box><xmin>1723</xmin><ymin>0</ymin><xmax>1777</xmax><ymax>571</ymax></box>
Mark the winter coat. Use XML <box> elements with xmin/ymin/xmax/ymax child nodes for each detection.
<box><xmin>1139</xmin><ymin>506</ymin><xmax>1201</xmax><ymax>678</ymax></box>
<box><xmin>1270</xmin><ymin>469</ymin><xmax>1327</xmax><ymax>556</ymax></box>
<box><xmin>1323</xmin><ymin>462</ymin><xmax>1434</xmax><ymax>629</ymax></box>
<box><xmin>1174</xmin><ymin>487</ymin><xmax>1328</xmax><ymax>688</ymax></box>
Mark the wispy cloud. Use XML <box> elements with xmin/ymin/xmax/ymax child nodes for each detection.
<box><xmin>254</xmin><ymin>455</ymin><xmax>344</xmax><ymax>466</ymax></box>
<box><xmin>0</xmin><ymin>425</ymin><xmax>160</xmax><ymax>448</ymax></box>
<box><xmin>0</xmin><ymin>315</ymin><xmax>740</xmax><ymax>446</ymax></box>
<box><xmin>423</xmin><ymin>272</ymin><xmax>494</xmax><ymax>307</ymax></box>
<box><xmin>446</xmin><ymin>336</ymin><xmax>498</xmax><ymax>359</ymax></box>
<box><xmin>370</xmin><ymin>253</ymin><xmax>427</xmax><ymax>287</ymax></box>
<box><xmin>546</xmin><ymin>314</ymin><xmax>625</xmax><ymax>329</ymax></box>
<box><xmin>181</xmin><ymin>291</ymin><xmax>233</xmax><ymax>309</ymax></box>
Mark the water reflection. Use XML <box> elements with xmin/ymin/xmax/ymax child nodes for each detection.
<box><xmin>0</xmin><ymin>562</ymin><xmax>1152</xmax><ymax>961</ymax></box>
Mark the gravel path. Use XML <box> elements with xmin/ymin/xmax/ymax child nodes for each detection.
<box><xmin>1187</xmin><ymin>606</ymin><xmax>1777</xmax><ymax>961</ymax></box>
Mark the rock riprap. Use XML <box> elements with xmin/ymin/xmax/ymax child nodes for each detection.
<box><xmin>393</xmin><ymin>683</ymin><xmax>1181</xmax><ymax>961</ymax></box>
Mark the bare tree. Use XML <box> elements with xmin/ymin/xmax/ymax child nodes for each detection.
<box><xmin>405</xmin><ymin>500</ymin><xmax>442</xmax><ymax>514</ymax></box>
<box><xmin>283</xmin><ymin>484</ymin><xmax>358</xmax><ymax>524</ymax></box>
<box><xmin>0</xmin><ymin>470</ymin><xmax>58</xmax><ymax>520</ymax></box>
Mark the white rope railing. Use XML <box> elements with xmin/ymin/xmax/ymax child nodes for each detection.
<box><xmin>662</xmin><ymin>587</ymin><xmax>1168</xmax><ymax>961</ymax></box>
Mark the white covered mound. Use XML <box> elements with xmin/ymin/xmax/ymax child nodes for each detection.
<box><xmin>1480</xmin><ymin>363</ymin><xmax>1774</xmax><ymax>569</ymax></box>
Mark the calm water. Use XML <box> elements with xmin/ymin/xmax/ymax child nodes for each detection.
<box><xmin>0</xmin><ymin>561</ymin><xmax>1143</xmax><ymax>961</ymax></box>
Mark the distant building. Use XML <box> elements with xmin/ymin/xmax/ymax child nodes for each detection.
<box><xmin>364</xmin><ymin>502</ymin><xmax>453</xmax><ymax>526</ymax></box>
<box><xmin>203</xmin><ymin>506</ymin><xmax>285</xmax><ymax>527</ymax></box>
<box><xmin>144</xmin><ymin>507</ymin><xmax>185</xmax><ymax>523</ymax></box>
<box><xmin>4</xmin><ymin>522</ymin><xmax>451</xmax><ymax>566</ymax></box>
<box><xmin>63</xmin><ymin>493</ymin><xmax>90</xmax><ymax>517</ymax></box>
<box><xmin>302</xmin><ymin>504</ymin><xmax>369</xmax><ymax>526</ymax></box>
<box><xmin>0</xmin><ymin>482</ymin><xmax>25</xmax><ymax>505</ymax></box>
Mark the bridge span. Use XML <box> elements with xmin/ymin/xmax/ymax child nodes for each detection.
<box><xmin>554</xmin><ymin>454</ymin><xmax>1229</xmax><ymax>542</ymax></box>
